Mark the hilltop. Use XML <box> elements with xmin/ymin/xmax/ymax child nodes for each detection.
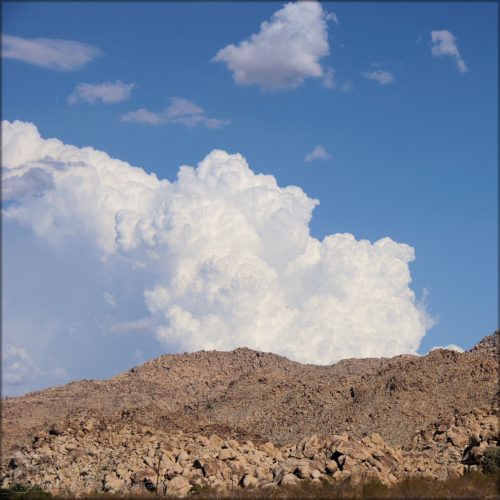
<box><xmin>1</xmin><ymin>331</ymin><xmax>498</xmax><ymax>496</ymax></box>
<box><xmin>2</xmin><ymin>332</ymin><xmax>498</xmax><ymax>451</ymax></box>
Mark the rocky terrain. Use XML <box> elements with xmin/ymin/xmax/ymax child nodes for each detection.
<box><xmin>1</xmin><ymin>407</ymin><xmax>498</xmax><ymax>497</ymax></box>
<box><xmin>1</xmin><ymin>331</ymin><xmax>498</xmax><ymax>496</ymax></box>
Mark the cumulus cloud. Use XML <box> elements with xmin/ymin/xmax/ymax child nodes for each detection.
<box><xmin>68</xmin><ymin>81</ymin><xmax>135</xmax><ymax>104</ymax></box>
<box><xmin>213</xmin><ymin>1</ymin><xmax>334</xmax><ymax>90</ymax></box>
<box><xmin>429</xmin><ymin>344</ymin><xmax>464</xmax><ymax>353</ymax></box>
<box><xmin>121</xmin><ymin>98</ymin><xmax>230</xmax><ymax>128</ymax></box>
<box><xmin>2</xmin><ymin>120</ymin><xmax>433</xmax><ymax>369</ymax></box>
<box><xmin>1</xmin><ymin>34</ymin><xmax>100</xmax><ymax>71</ymax></box>
<box><xmin>305</xmin><ymin>145</ymin><xmax>331</xmax><ymax>163</ymax></box>
<box><xmin>430</xmin><ymin>30</ymin><xmax>468</xmax><ymax>73</ymax></box>
<box><xmin>363</xmin><ymin>69</ymin><xmax>395</xmax><ymax>85</ymax></box>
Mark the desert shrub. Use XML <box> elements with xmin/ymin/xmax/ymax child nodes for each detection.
<box><xmin>361</xmin><ymin>479</ymin><xmax>389</xmax><ymax>498</ymax></box>
<box><xmin>481</xmin><ymin>446</ymin><xmax>500</xmax><ymax>475</ymax></box>
<box><xmin>184</xmin><ymin>473</ymin><xmax>499</xmax><ymax>499</ymax></box>
<box><xmin>0</xmin><ymin>484</ymin><xmax>52</xmax><ymax>499</ymax></box>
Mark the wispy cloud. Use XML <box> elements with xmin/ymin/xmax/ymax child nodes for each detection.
<box><xmin>121</xmin><ymin>97</ymin><xmax>230</xmax><ymax>128</ymax></box>
<box><xmin>1</xmin><ymin>34</ymin><xmax>100</xmax><ymax>71</ymax></box>
<box><xmin>110</xmin><ymin>317</ymin><xmax>156</xmax><ymax>335</ymax></box>
<box><xmin>102</xmin><ymin>291</ymin><xmax>116</xmax><ymax>308</ymax></box>
<box><xmin>323</xmin><ymin>67</ymin><xmax>353</xmax><ymax>92</ymax></box>
<box><xmin>68</xmin><ymin>81</ymin><xmax>135</xmax><ymax>104</ymax></box>
<box><xmin>120</xmin><ymin>108</ymin><xmax>163</xmax><ymax>125</ymax></box>
<box><xmin>430</xmin><ymin>30</ymin><xmax>468</xmax><ymax>73</ymax></box>
<box><xmin>305</xmin><ymin>145</ymin><xmax>331</xmax><ymax>163</ymax></box>
<box><xmin>325</xmin><ymin>11</ymin><xmax>340</xmax><ymax>25</ymax></box>
<box><xmin>2</xmin><ymin>345</ymin><xmax>39</xmax><ymax>385</ymax></box>
<box><xmin>363</xmin><ymin>69</ymin><xmax>395</xmax><ymax>85</ymax></box>
<box><xmin>213</xmin><ymin>1</ymin><xmax>335</xmax><ymax>90</ymax></box>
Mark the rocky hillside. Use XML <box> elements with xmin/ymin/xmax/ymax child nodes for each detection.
<box><xmin>3</xmin><ymin>332</ymin><xmax>498</xmax><ymax>453</ymax></box>
<box><xmin>468</xmin><ymin>331</ymin><xmax>499</xmax><ymax>359</ymax></box>
<box><xmin>1</xmin><ymin>331</ymin><xmax>498</xmax><ymax>496</ymax></box>
<box><xmin>1</xmin><ymin>407</ymin><xmax>498</xmax><ymax>496</ymax></box>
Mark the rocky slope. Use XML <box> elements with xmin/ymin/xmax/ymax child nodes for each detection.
<box><xmin>1</xmin><ymin>407</ymin><xmax>498</xmax><ymax>496</ymax></box>
<box><xmin>1</xmin><ymin>331</ymin><xmax>498</xmax><ymax>496</ymax></box>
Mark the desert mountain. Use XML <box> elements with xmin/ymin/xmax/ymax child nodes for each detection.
<box><xmin>1</xmin><ymin>331</ymin><xmax>498</xmax><ymax>496</ymax></box>
<box><xmin>2</xmin><ymin>331</ymin><xmax>498</xmax><ymax>455</ymax></box>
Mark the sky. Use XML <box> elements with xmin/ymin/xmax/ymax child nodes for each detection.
<box><xmin>1</xmin><ymin>1</ymin><xmax>498</xmax><ymax>396</ymax></box>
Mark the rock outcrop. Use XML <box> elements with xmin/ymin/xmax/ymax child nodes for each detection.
<box><xmin>2</xmin><ymin>407</ymin><xmax>498</xmax><ymax>496</ymax></box>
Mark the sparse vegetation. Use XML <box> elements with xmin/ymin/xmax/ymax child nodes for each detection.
<box><xmin>0</xmin><ymin>484</ymin><xmax>52</xmax><ymax>499</ymax></box>
<box><xmin>5</xmin><ymin>472</ymin><xmax>498</xmax><ymax>499</ymax></box>
<box><xmin>181</xmin><ymin>473</ymin><xmax>500</xmax><ymax>499</ymax></box>
<box><xmin>482</xmin><ymin>446</ymin><xmax>500</xmax><ymax>476</ymax></box>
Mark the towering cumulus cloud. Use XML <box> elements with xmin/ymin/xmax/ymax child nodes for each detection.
<box><xmin>2</xmin><ymin>121</ymin><xmax>431</xmax><ymax>366</ymax></box>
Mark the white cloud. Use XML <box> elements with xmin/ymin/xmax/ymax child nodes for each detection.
<box><xmin>363</xmin><ymin>70</ymin><xmax>395</xmax><ymax>85</ymax></box>
<box><xmin>121</xmin><ymin>97</ymin><xmax>230</xmax><ymax>128</ymax></box>
<box><xmin>68</xmin><ymin>81</ymin><xmax>135</xmax><ymax>104</ymax></box>
<box><xmin>305</xmin><ymin>145</ymin><xmax>331</xmax><ymax>163</ymax></box>
<box><xmin>2</xmin><ymin>341</ymin><xmax>69</xmax><ymax>395</ymax></box>
<box><xmin>110</xmin><ymin>317</ymin><xmax>156</xmax><ymax>335</ymax></box>
<box><xmin>2</xmin><ymin>120</ymin><xmax>433</xmax><ymax>370</ymax></box>
<box><xmin>213</xmin><ymin>1</ymin><xmax>334</xmax><ymax>90</ymax></box>
<box><xmin>429</xmin><ymin>344</ymin><xmax>464</xmax><ymax>353</ymax></box>
<box><xmin>2</xmin><ymin>345</ymin><xmax>38</xmax><ymax>385</ymax></box>
<box><xmin>325</xmin><ymin>11</ymin><xmax>339</xmax><ymax>25</ymax></box>
<box><xmin>430</xmin><ymin>30</ymin><xmax>468</xmax><ymax>73</ymax></box>
<box><xmin>1</xmin><ymin>34</ymin><xmax>100</xmax><ymax>71</ymax></box>
<box><xmin>120</xmin><ymin>108</ymin><xmax>163</xmax><ymax>125</ymax></box>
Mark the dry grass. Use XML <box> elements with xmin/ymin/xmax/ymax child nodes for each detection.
<box><xmin>2</xmin><ymin>472</ymin><xmax>499</xmax><ymax>499</ymax></box>
<box><xmin>188</xmin><ymin>473</ymin><xmax>500</xmax><ymax>499</ymax></box>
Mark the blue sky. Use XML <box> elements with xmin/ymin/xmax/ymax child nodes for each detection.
<box><xmin>2</xmin><ymin>1</ymin><xmax>498</xmax><ymax>394</ymax></box>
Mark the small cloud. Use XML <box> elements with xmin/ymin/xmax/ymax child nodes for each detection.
<box><xmin>1</xmin><ymin>34</ymin><xmax>100</xmax><ymax>71</ymax></box>
<box><xmin>213</xmin><ymin>1</ymin><xmax>332</xmax><ymax>90</ymax></box>
<box><xmin>325</xmin><ymin>11</ymin><xmax>340</xmax><ymax>24</ymax></box>
<box><xmin>68</xmin><ymin>81</ymin><xmax>135</xmax><ymax>105</ymax></box>
<box><xmin>110</xmin><ymin>317</ymin><xmax>156</xmax><ymax>334</ymax></box>
<box><xmin>429</xmin><ymin>344</ymin><xmax>465</xmax><ymax>353</ymax></box>
<box><xmin>322</xmin><ymin>67</ymin><xmax>353</xmax><ymax>92</ymax></box>
<box><xmin>120</xmin><ymin>108</ymin><xmax>163</xmax><ymax>125</ymax></box>
<box><xmin>363</xmin><ymin>69</ymin><xmax>395</xmax><ymax>85</ymax></box>
<box><xmin>305</xmin><ymin>145</ymin><xmax>331</xmax><ymax>163</ymax></box>
<box><xmin>102</xmin><ymin>291</ymin><xmax>116</xmax><ymax>308</ymax></box>
<box><xmin>205</xmin><ymin>118</ymin><xmax>231</xmax><ymax>129</ymax></box>
<box><xmin>338</xmin><ymin>80</ymin><xmax>354</xmax><ymax>92</ymax></box>
<box><xmin>430</xmin><ymin>30</ymin><xmax>468</xmax><ymax>73</ymax></box>
<box><xmin>2</xmin><ymin>345</ymin><xmax>39</xmax><ymax>385</ymax></box>
<box><xmin>121</xmin><ymin>97</ymin><xmax>230</xmax><ymax>129</ymax></box>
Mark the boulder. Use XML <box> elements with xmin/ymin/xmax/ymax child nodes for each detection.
<box><xmin>218</xmin><ymin>448</ymin><xmax>236</xmax><ymax>460</ymax></box>
<box><xmin>280</xmin><ymin>473</ymin><xmax>299</xmax><ymax>486</ymax></box>
<box><xmin>241</xmin><ymin>473</ymin><xmax>258</xmax><ymax>488</ymax></box>
<box><xmin>167</xmin><ymin>476</ymin><xmax>191</xmax><ymax>497</ymax></box>
<box><xmin>103</xmin><ymin>473</ymin><xmax>124</xmax><ymax>492</ymax></box>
